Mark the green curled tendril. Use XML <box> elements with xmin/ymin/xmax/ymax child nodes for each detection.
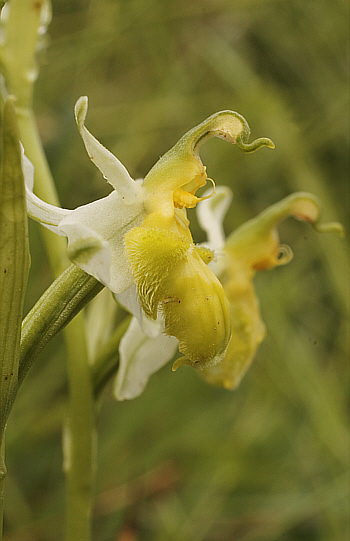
<box><xmin>190</xmin><ymin>110</ymin><xmax>275</xmax><ymax>154</ymax></box>
<box><xmin>236</xmin><ymin>132</ymin><xmax>275</xmax><ymax>153</ymax></box>
<box><xmin>142</xmin><ymin>110</ymin><xmax>275</xmax><ymax>213</ymax></box>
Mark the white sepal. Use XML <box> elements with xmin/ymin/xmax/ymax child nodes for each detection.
<box><xmin>22</xmin><ymin>150</ymin><xmax>71</xmax><ymax>230</ymax></box>
<box><xmin>114</xmin><ymin>317</ymin><xmax>178</xmax><ymax>400</ymax></box>
<box><xmin>75</xmin><ymin>97</ymin><xmax>143</xmax><ymax>202</ymax></box>
<box><xmin>197</xmin><ymin>185</ymin><xmax>233</xmax><ymax>251</ymax></box>
<box><xmin>56</xmin><ymin>190</ymin><xmax>147</xmax><ymax>294</ymax></box>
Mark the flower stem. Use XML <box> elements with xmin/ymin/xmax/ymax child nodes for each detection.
<box><xmin>63</xmin><ymin>324</ymin><xmax>96</xmax><ymax>541</ymax></box>
<box><xmin>18</xmin><ymin>105</ymin><xmax>95</xmax><ymax>541</ymax></box>
<box><xmin>19</xmin><ymin>265</ymin><xmax>104</xmax><ymax>386</ymax></box>
<box><xmin>0</xmin><ymin>4</ymin><xmax>104</xmax><ymax>539</ymax></box>
<box><xmin>19</xmin><ymin>110</ymin><xmax>96</xmax><ymax>541</ymax></box>
<box><xmin>19</xmin><ymin>265</ymin><xmax>103</xmax><ymax>541</ymax></box>
<box><xmin>15</xmin><ymin>107</ymin><xmax>68</xmax><ymax>275</ymax></box>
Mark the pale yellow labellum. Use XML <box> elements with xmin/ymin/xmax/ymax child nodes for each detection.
<box><xmin>200</xmin><ymin>191</ymin><xmax>344</xmax><ymax>389</ymax></box>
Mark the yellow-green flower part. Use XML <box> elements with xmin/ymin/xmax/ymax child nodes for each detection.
<box><xmin>25</xmin><ymin>97</ymin><xmax>275</xmax><ymax>370</ymax></box>
<box><xmin>199</xmin><ymin>192</ymin><xmax>344</xmax><ymax>388</ymax></box>
<box><xmin>142</xmin><ymin>109</ymin><xmax>274</xmax><ymax>218</ymax></box>
<box><xmin>125</xmin><ymin>221</ymin><xmax>231</xmax><ymax>369</ymax></box>
<box><xmin>125</xmin><ymin>112</ymin><xmax>274</xmax><ymax>369</ymax></box>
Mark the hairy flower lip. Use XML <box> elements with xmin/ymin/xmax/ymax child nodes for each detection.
<box><xmin>124</xmin><ymin>220</ymin><xmax>232</xmax><ymax>370</ymax></box>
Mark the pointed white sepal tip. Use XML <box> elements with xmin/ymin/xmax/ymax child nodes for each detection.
<box><xmin>74</xmin><ymin>96</ymin><xmax>88</xmax><ymax>132</ymax></box>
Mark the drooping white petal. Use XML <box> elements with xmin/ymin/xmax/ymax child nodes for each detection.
<box><xmin>197</xmin><ymin>186</ymin><xmax>233</xmax><ymax>251</ymax></box>
<box><xmin>58</xmin><ymin>190</ymin><xmax>147</xmax><ymax>294</ymax></box>
<box><xmin>22</xmin><ymin>149</ymin><xmax>71</xmax><ymax>231</ymax></box>
<box><xmin>114</xmin><ymin>317</ymin><xmax>178</xmax><ymax>400</ymax></box>
<box><xmin>75</xmin><ymin>97</ymin><xmax>143</xmax><ymax>202</ymax></box>
<box><xmin>25</xmin><ymin>185</ymin><xmax>72</xmax><ymax>232</ymax></box>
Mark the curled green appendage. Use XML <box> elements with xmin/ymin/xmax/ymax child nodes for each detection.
<box><xmin>143</xmin><ymin>110</ymin><xmax>275</xmax><ymax>210</ymax></box>
<box><xmin>313</xmin><ymin>221</ymin><xmax>345</xmax><ymax>237</ymax></box>
<box><xmin>236</xmin><ymin>133</ymin><xmax>275</xmax><ymax>153</ymax></box>
<box><xmin>188</xmin><ymin>110</ymin><xmax>275</xmax><ymax>154</ymax></box>
<box><xmin>276</xmin><ymin>244</ymin><xmax>294</xmax><ymax>266</ymax></box>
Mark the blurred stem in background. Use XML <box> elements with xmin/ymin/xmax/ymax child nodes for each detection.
<box><xmin>0</xmin><ymin>2</ymin><xmax>98</xmax><ymax>539</ymax></box>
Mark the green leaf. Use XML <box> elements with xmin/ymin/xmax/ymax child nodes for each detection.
<box><xmin>0</xmin><ymin>99</ymin><xmax>30</xmax><ymax>439</ymax></box>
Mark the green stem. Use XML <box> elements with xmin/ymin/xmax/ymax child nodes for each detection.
<box><xmin>17</xmin><ymin>104</ymin><xmax>97</xmax><ymax>541</ymax></box>
<box><xmin>19</xmin><ymin>268</ymin><xmax>104</xmax><ymax>541</ymax></box>
<box><xmin>19</xmin><ymin>262</ymin><xmax>131</xmax><ymax>400</ymax></box>
<box><xmin>19</xmin><ymin>265</ymin><xmax>104</xmax><ymax>386</ymax></box>
<box><xmin>1</xmin><ymin>4</ymin><xmax>102</xmax><ymax>539</ymax></box>
<box><xmin>63</xmin><ymin>322</ymin><xmax>96</xmax><ymax>541</ymax></box>
<box><xmin>15</xmin><ymin>107</ymin><xmax>68</xmax><ymax>276</ymax></box>
<box><xmin>15</xmin><ymin>59</ymin><xmax>96</xmax><ymax>541</ymax></box>
<box><xmin>19</xmin><ymin>263</ymin><xmax>130</xmax><ymax>540</ymax></box>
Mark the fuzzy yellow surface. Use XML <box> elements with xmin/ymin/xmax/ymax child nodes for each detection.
<box><xmin>125</xmin><ymin>215</ymin><xmax>231</xmax><ymax>370</ymax></box>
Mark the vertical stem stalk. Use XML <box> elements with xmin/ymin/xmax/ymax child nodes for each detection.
<box><xmin>63</xmin><ymin>326</ymin><xmax>96</xmax><ymax>541</ymax></box>
<box><xmin>0</xmin><ymin>2</ymin><xmax>97</xmax><ymax>537</ymax></box>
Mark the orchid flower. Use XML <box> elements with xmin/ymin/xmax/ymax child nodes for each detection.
<box><xmin>25</xmin><ymin>97</ymin><xmax>274</xmax><ymax>374</ymax></box>
<box><xmin>115</xmin><ymin>187</ymin><xmax>343</xmax><ymax>399</ymax></box>
<box><xmin>197</xmin><ymin>188</ymin><xmax>344</xmax><ymax>389</ymax></box>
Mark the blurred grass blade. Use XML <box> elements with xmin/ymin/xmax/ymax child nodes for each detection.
<box><xmin>0</xmin><ymin>98</ymin><xmax>30</xmax><ymax>438</ymax></box>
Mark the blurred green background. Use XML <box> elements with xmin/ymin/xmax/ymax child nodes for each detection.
<box><xmin>4</xmin><ymin>0</ymin><xmax>349</xmax><ymax>539</ymax></box>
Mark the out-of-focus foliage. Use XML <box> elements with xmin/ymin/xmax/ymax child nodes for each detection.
<box><xmin>4</xmin><ymin>0</ymin><xmax>349</xmax><ymax>539</ymax></box>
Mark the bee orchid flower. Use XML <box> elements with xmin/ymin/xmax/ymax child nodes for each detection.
<box><xmin>197</xmin><ymin>188</ymin><xmax>344</xmax><ymax>389</ymax></box>
<box><xmin>25</xmin><ymin>97</ymin><xmax>274</xmax><ymax>375</ymax></box>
